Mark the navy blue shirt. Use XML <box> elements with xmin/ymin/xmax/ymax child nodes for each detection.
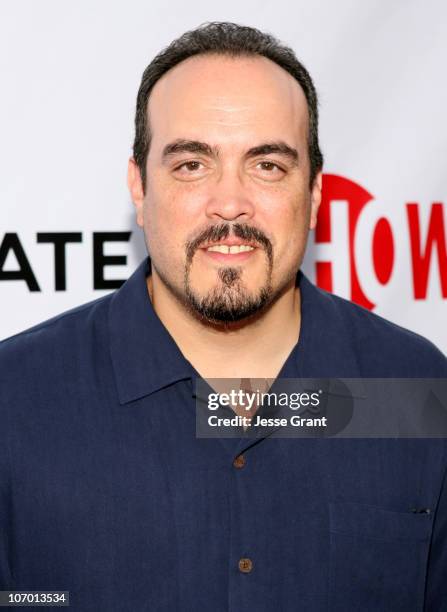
<box><xmin>1</xmin><ymin>257</ymin><xmax>447</xmax><ymax>611</ymax></box>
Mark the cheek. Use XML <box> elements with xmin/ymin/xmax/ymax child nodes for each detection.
<box><xmin>261</xmin><ymin>188</ymin><xmax>309</xmax><ymax>235</ymax></box>
<box><xmin>261</xmin><ymin>190</ymin><xmax>311</xmax><ymax>264</ymax></box>
<box><xmin>143</xmin><ymin>182</ymin><xmax>205</xmax><ymax>251</ymax></box>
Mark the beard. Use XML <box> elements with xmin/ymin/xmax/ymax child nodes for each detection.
<box><xmin>149</xmin><ymin>222</ymin><xmax>281</xmax><ymax>325</ymax></box>
<box><xmin>183</xmin><ymin>222</ymin><xmax>274</xmax><ymax>324</ymax></box>
<box><xmin>185</xmin><ymin>264</ymin><xmax>272</xmax><ymax>323</ymax></box>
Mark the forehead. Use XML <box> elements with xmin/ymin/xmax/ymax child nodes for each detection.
<box><xmin>147</xmin><ymin>54</ymin><xmax>309</xmax><ymax>153</ymax></box>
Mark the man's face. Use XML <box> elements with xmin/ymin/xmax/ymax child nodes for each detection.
<box><xmin>129</xmin><ymin>54</ymin><xmax>322</xmax><ymax>323</ymax></box>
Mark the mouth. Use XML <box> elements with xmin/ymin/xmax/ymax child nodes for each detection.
<box><xmin>199</xmin><ymin>239</ymin><xmax>259</xmax><ymax>263</ymax></box>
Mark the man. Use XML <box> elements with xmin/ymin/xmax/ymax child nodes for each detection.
<box><xmin>1</xmin><ymin>21</ymin><xmax>446</xmax><ymax>611</ymax></box>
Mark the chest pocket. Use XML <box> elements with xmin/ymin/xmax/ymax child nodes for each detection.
<box><xmin>328</xmin><ymin>501</ymin><xmax>433</xmax><ymax>612</ymax></box>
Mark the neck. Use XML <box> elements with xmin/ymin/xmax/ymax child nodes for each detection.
<box><xmin>146</xmin><ymin>272</ymin><xmax>301</xmax><ymax>380</ymax></box>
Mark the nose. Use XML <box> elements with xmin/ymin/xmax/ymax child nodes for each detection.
<box><xmin>205</xmin><ymin>167</ymin><xmax>255</xmax><ymax>222</ymax></box>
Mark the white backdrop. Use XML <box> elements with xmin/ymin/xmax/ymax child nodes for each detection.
<box><xmin>1</xmin><ymin>0</ymin><xmax>446</xmax><ymax>352</ymax></box>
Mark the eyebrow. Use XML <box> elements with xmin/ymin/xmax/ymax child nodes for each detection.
<box><xmin>162</xmin><ymin>139</ymin><xmax>217</xmax><ymax>160</ymax></box>
<box><xmin>161</xmin><ymin>139</ymin><xmax>299</xmax><ymax>165</ymax></box>
<box><xmin>245</xmin><ymin>142</ymin><xmax>299</xmax><ymax>165</ymax></box>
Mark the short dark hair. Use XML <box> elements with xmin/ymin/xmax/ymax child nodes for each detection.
<box><xmin>133</xmin><ymin>21</ymin><xmax>323</xmax><ymax>192</ymax></box>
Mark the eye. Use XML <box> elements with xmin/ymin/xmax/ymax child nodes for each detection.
<box><xmin>174</xmin><ymin>160</ymin><xmax>204</xmax><ymax>173</ymax></box>
<box><xmin>254</xmin><ymin>160</ymin><xmax>286</xmax><ymax>179</ymax></box>
<box><xmin>259</xmin><ymin>161</ymin><xmax>284</xmax><ymax>172</ymax></box>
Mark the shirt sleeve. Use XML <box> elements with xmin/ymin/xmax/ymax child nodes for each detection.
<box><xmin>0</xmin><ymin>387</ymin><xmax>13</xmax><ymax>589</ymax></box>
<box><xmin>424</xmin><ymin>452</ymin><xmax>447</xmax><ymax>610</ymax></box>
<box><xmin>0</xmin><ymin>479</ymin><xmax>11</xmax><ymax>587</ymax></box>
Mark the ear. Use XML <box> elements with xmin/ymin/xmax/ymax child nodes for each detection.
<box><xmin>127</xmin><ymin>157</ymin><xmax>145</xmax><ymax>228</ymax></box>
<box><xmin>309</xmin><ymin>171</ymin><xmax>322</xmax><ymax>230</ymax></box>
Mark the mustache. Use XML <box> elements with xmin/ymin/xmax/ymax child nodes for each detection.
<box><xmin>185</xmin><ymin>223</ymin><xmax>273</xmax><ymax>264</ymax></box>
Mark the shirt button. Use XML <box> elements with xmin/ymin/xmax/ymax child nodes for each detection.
<box><xmin>233</xmin><ymin>454</ymin><xmax>246</xmax><ymax>469</ymax></box>
<box><xmin>238</xmin><ymin>557</ymin><xmax>253</xmax><ymax>573</ymax></box>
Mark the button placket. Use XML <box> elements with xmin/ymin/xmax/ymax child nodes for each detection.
<box><xmin>233</xmin><ymin>454</ymin><xmax>246</xmax><ymax>469</ymax></box>
<box><xmin>238</xmin><ymin>557</ymin><xmax>253</xmax><ymax>573</ymax></box>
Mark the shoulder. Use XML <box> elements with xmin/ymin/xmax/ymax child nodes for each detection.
<box><xmin>0</xmin><ymin>293</ymin><xmax>113</xmax><ymax>384</ymax></box>
<box><xmin>306</xmin><ymin>280</ymin><xmax>446</xmax><ymax>377</ymax></box>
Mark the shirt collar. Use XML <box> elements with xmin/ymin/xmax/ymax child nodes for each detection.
<box><xmin>109</xmin><ymin>256</ymin><xmax>363</xmax><ymax>405</ymax></box>
<box><xmin>109</xmin><ymin>257</ymin><xmax>195</xmax><ymax>404</ymax></box>
<box><xmin>295</xmin><ymin>270</ymin><xmax>366</xmax><ymax>398</ymax></box>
